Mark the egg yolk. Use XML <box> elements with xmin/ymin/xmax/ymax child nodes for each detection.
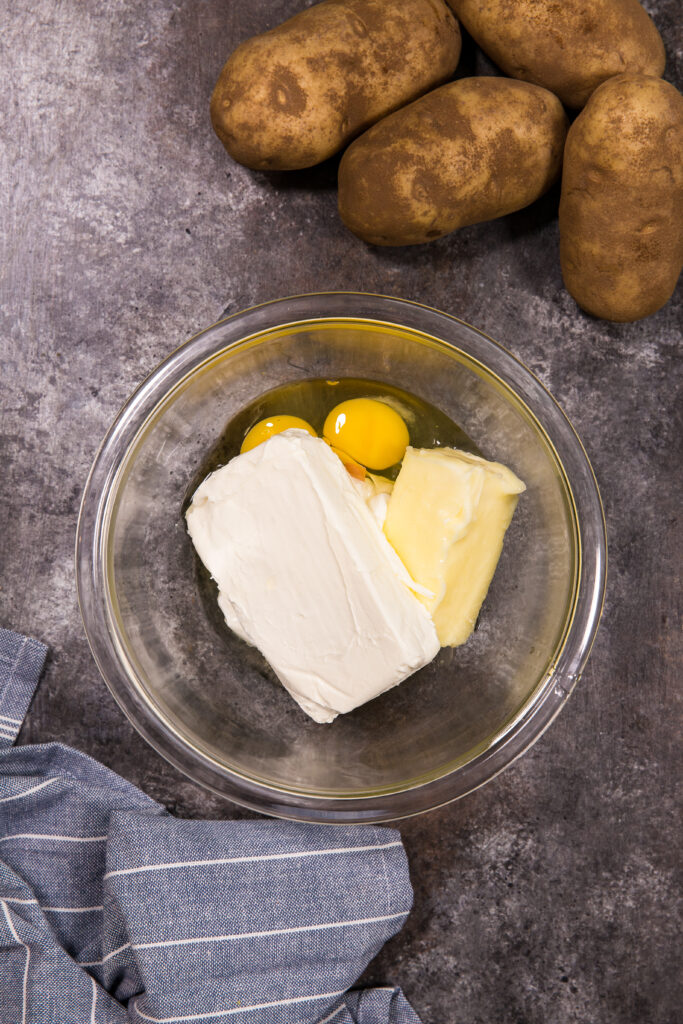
<box><xmin>323</xmin><ymin>398</ymin><xmax>409</xmax><ymax>470</ymax></box>
<box><xmin>241</xmin><ymin>415</ymin><xmax>316</xmax><ymax>454</ymax></box>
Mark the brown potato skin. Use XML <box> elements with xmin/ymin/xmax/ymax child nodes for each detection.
<box><xmin>338</xmin><ymin>77</ymin><xmax>568</xmax><ymax>246</ymax></box>
<box><xmin>447</xmin><ymin>0</ymin><xmax>665</xmax><ymax>108</ymax></box>
<box><xmin>211</xmin><ymin>0</ymin><xmax>461</xmax><ymax>171</ymax></box>
<box><xmin>559</xmin><ymin>75</ymin><xmax>683</xmax><ymax>322</ymax></box>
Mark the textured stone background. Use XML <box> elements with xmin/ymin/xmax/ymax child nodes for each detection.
<box><xmin>0</xmin><ymin>2</ymin><xmax>680</xmax><ymax>1022</ymax></box>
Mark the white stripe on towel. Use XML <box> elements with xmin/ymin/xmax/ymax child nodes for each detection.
<box><xmin>1</xmin><ymin>899</ymin><xmax>30</xmax><ymax>1024</ymax></box>
<box><xmin>0</xmin><ymin>832</ymin><xmax>107</xmax><ymax>844</ymax></box>
<box><xmin>132</xmin><ymin>988</ymin><xmax>347</xmax><ymax>1022</ymax></box>
<box><xmin>312</xmin><ymin>1003</ymin><xmax>346</xmax><ymax>1024</ymax></box>
<box><xmin>79</xmin><ymin>942</ymin><xmax>132</xmax><ymax>967</ymax></box>
<box><xmin>43</xmin><ymin>905</ymin><xmax>104</xmax><ymax>913</ymax></box>
<box><xmin>104</xmin><ymin>840</ymin><xmax>402</xmax><ymax>880</ymax></box>
<box><xmin>132</xmin><ymin>910</ymin><xmax>407</xmax><ymax>952</ymax></box>
<box><xmin>0</xmin><ymin>777</ymin><xmax>61</xmax><ymax>804</ymax></box>
<box><xmin>2</xmin><ymin>897</ymin><xmax>103</xmax><ymax>914</ymax></box>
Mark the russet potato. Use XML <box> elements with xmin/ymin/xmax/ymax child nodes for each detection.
<box><xmin>338</xmin><ymin>77</ymin><xmax>568</xmax><ymax>246</ymax></box>
<box><xmin>446</xmin><ymin>0</ymin><xmax>665</xmax><ymax>109</ymax></box>
<box><xmin>559</xmin><ymin>74</ymin><xmax>683</xmax><ymax>322</ymax></box>
<box><xmin>211</xmin><ymin>0</ymin><xmax>461</xmax><ymax>171</ymax></box>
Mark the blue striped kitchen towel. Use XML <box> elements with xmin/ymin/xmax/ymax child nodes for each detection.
<box><xmin>0</xmin><ymin>628</ymin><xmax>421</xmax><ymax>1024</ymax></box>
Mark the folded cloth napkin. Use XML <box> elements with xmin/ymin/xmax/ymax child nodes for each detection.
<box><xmin>0</xmin><ymin>629</ymin><xmax>421</xmax><ymax>1024</ymax></box>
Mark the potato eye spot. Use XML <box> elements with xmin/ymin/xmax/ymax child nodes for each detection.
<box><xmin>349</xmin><ymin>14</ymin><xmax>368</xmax><ymax>37</ymax></box>
<box><xmin>269</xmin><ymin>68</ymin><xmax>307</xmax><ymax>115</ymax></box>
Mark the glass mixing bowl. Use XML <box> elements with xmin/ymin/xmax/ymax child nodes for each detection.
<box><xmin>77</xmin><ymin>293</ymin><xmax>606</xmax><ymax>822</ymax></box>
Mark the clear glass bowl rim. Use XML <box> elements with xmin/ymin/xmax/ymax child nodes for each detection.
<box><xmin>76</xmin><ymin>292</ymin><xmax>607</xmax><ymax>823</ymax></box>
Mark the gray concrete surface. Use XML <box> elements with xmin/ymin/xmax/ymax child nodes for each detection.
<box><xmin>1</xmin><ymin>2</ymin><xmax>680</xmax><ymax>1022</ymax></box>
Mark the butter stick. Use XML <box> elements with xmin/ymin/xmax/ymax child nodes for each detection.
<box><xmin>383</xmin><ymin>447</ymin><xmax>526</xmax><ymax>647</ymax></box>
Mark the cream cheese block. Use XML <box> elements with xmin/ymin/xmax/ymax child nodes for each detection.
<box><xmin>185</xmin><ymin>430</ymin><xmax>439</xmax><ymax>723</ymax></box>
<box><xmin>383</xmin><ymin>446</ymin><xmax>526</xmax><ymax>647</ymax></box>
